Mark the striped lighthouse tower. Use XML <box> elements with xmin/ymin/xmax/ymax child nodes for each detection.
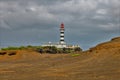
<box><xmin>60</xmin><ymin>23</ymin><xmax>65</xmax><ymax>44</ymax></box>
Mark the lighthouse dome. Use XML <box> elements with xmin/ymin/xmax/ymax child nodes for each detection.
<box><xmin>61</xmin><ymin>23</ymin><xmax>64</xmax><ymax>29</ymax></box>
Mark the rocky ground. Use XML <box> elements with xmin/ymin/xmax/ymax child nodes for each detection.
<box><xmin>0</xmin><ymin>37</ymin><xmax>120</xmax><ymax>80</ymax></box>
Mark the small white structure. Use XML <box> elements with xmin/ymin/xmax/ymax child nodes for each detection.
<box><xmin>42</xmin><ymin>42</ymin><xmax>67</xmax><ymax>48</ymax></box>
<box><xmin>42</xmin><ymin>23</ymin><xmax>80</xmax><ymax>49</ymax></box>
<box><xmin>42</xmin><ymin>42</ymin><xmax>80</xmax><ymax>49</ymax></box>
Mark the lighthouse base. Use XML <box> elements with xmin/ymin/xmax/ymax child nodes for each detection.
<box><xmin>42</xmin><ymin>42</ymin><xmax>80</xmax><ymax>49</ymax></box>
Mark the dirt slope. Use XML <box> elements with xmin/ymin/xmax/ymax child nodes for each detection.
<box><xmin>0</xmin><ymin>37</ymin><xmax>120</xmax><ymax>80</ymax></box>
<box><xmin>0</xmin><ymin>50</ymin><xmax>41</xmax><ymax>61</ymax></box>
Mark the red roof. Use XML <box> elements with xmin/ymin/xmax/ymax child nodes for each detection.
<box><xmin>61</xmin><ymin>23</ymin><xmax>64</xmax><ymax>29</ymax></box>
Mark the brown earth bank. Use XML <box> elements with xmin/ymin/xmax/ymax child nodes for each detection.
<box><xmin>0</xmin><ymin>37</ymin><xmax>120</xmax><ymax>80</ymax></box>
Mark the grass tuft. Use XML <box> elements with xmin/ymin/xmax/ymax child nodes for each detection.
<box><xmin>71</xmin><ymin>53</ymin><xmax>80</xmax><ymax>57</ymax></box>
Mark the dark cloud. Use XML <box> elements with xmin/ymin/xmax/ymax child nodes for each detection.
<box><xmin>0</xmin><ymin>0</ymin><xmax>120</xmax><ymax>50</ymax></box>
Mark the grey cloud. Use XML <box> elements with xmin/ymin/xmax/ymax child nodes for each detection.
<box><xmin>0</xmin><ymin>0</ymin><xmax>119</xmax><ymax>50</ymax></box>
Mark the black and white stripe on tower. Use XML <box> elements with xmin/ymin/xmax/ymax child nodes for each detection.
<box><xmin>60</xmin><ymin>23</ymin><xmax>65</xmax><ymax>44</ymax></box>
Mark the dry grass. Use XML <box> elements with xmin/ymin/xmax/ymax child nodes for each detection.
<box><xmin>0</xmin><ymin>37</ymin><xmax>120</xmax><ymax>80</ymax></box>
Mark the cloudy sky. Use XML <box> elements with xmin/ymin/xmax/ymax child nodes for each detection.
<box><xmin>0</xmin><ymin>0</ymin><xmax>120</xmax><ymax>50</ymax></box>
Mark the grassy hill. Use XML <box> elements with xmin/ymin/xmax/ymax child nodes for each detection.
<box><xmin>0</xmin><ymin>37</ymin><xmax>120</xmax><ymax>80</ymax></box>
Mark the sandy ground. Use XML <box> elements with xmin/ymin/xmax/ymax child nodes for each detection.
<box><xmin>0</xmin><ymin>37</ymin><xmax>120</xmax><ymax>80</ymax></box>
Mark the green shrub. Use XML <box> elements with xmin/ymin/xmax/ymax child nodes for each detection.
<box><xmin>1</xmin><ymin>46</ymin><xmax>19</xmax><ymax>50</ymax></box>
<box><xmin>19</xmin><ymin>46</ymin><xmax>26</xmax><ymax>50</ymax></box>
<box><xmin>71</xmin><ymin>53</ymin><xmax>80</xmax><ymax>57</ymax></box>
<box><xmin>74</xmin><ymin>47</ymin><xmax>82</xmax><ymax>52</ymax></box>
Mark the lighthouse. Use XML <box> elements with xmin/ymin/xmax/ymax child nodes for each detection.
<box><xmin>60</xmin><ymin>23</ymin><xmax>65</xmax><ymax>44</ymax></box>
<box><xmin>42</xmin><ymin>23</ymin><xmax>81</xmax><ymax>49</ymax></box>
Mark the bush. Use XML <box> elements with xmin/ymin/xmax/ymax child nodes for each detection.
<box><xmin>74</xmin><ymin>47</ymin><xmax>82</xmax><ymax>52</ymax></box>
<box><xmin>71</xmin><ymin>53</ymin><xmax>80</xmax><ymax>57</ymax></box>
<box><xmin>1</xmin><ymin>46</ymin><xmax>19</xmax><ymax>50</ymax></box>
<box><xmin>19</xmin><ymin>46</ymin><xmax>26</xmax><ymax>50</ymax></box>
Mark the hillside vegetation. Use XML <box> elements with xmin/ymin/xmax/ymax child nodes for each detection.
<box><xmin>1</xmin><ymin>45</ymin><xmax>82</xmax><ymax>54</ymax></box>
<box><xmin>0</xmin><ymin>37</ymin><xmax>120</xmax><ymax>80</ymax></box>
